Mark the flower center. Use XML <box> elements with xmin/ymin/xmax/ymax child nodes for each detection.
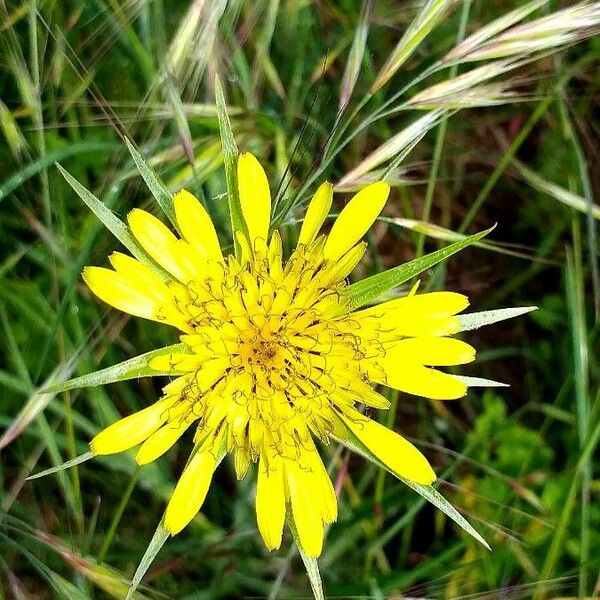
<box><xmin>238</xmin><ymin>327</ymin><xmax>287</xmax><ymax>372</ymax></box>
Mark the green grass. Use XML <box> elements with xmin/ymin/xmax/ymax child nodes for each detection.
<box><xmin>1</xmin><ymin>0</ymin><xmax>600</xmax><ymax>598</ymax></box>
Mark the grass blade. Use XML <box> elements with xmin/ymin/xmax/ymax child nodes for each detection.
<box><xmin>0</xmin><ymin>142</ymin><xmax>117</xmax><ymax>203</ymax></box>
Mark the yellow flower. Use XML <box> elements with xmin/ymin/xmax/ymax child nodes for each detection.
<box><xmin>83</xmin><ymin>152</ymin><xmax>476</xmax><ymax>557</ymax></box>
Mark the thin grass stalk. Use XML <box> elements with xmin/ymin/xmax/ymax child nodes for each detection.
<box><xmin>416</xmin><ymin>0</ymin><xmax>472</xmax><ymax>258</ymax></box>
<box><xmin>97</xmin><ymin>470</ymin><xmax>141</xmax><ymax>563</ymax></box>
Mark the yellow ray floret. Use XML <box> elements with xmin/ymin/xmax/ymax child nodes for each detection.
<box><xmin>298</xmin><ymin>182</ymin><xmax>333</xmax><ymax>246</ymax></box>
<box><xmin>256</xmin><ymin>453</ymin><xmax>286</xmax><ymax>550</ymax></box>
<box><xmin>173</xmin><ymin>190</ymin><xmax>223</xmax><ymax>261</ymax></box>
<box><xmin>82</xmin><ymin>152</ymin><xmax>485</xmax><ymax>557</ymax></box>
<box><xmin>238</xmin><ymin>152</ymin><xmax>271</xmax><ymax>243</ymax></box>
<box><xmin>337</xmin><ymin>406</ymin><xmax>436</xmax><ymax>485</ymax></box>
<box><xmin>323</xmin><ymin>181</ymin><xmax>389</xmax><ymax>260</ymax></box>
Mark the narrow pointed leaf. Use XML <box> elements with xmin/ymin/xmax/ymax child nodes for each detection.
<box><xmin>125</xmin><ymin>523</ymin><xmax>170</xmax><ymax>600</ymax></box>
<box><xmin>215</xmin><ymin>75</ymin><xmax>246</xmax><ymax>257</ymax></box>
<box><xmin>345</xmin><ymin>226</ymin><xmax>494</xmax><ymax>309</ymax></box>
<box><xmin>458</xmin><ymin>306</ymin><xmax>537</xmax><ymax>331</ymax></box>
<box><xmin>400</xmin><ymin>477</ymin><xmax>491</xmax><ymax>550</ymax></box>
<box><xmin>27</xmin><ymin>451</ymin><xmax>94</xmax><ymax>481</ymax></box>
<box><xmin>41</xmin><ymin>344</ymin><xmax>186</xmax><ymax>394</ymax></box>
<box><xmin>57</xmin><ymin>164</ymin><xmax>166</xmax><ymax>275</ymax></box>
<box><xmin>125</xmin><ymin>137</ymin><xmax>178</xmax><ymax>230</ymax></box>
<box><xmin>456</xmin><ymin>375</ymin><xmax>508</xmax><ymax>388</ymax></box>
<box><xmin>332</xmin><ymin>426</ymin><xmax>490</xmax><ymax>550</ymax></box>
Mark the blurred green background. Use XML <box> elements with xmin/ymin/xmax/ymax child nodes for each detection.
<box><xmin>1</xmin><ymin>0</ymin><xmax>599</xmax><ymax>598</ymax></box>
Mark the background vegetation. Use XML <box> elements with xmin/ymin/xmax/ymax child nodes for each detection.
<box><xmin>1</xmin><ymin>0</ymin><xmax>599</xmax><ymax>598</ymax></box>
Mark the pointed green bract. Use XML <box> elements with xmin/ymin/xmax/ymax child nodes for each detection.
<box><xmin>456</xmin><ymin>375</ymin><xmax>508</xmax><ymax>388</ymax></box>
<box><xmin>401</xmin><ymin>477</ymin><xmax>491</xmax><ymax>551</ymax></box>
<box><xmin>41</xmin><ymin>344</ymin><xmax>186</xmax><ymax>395</ymax></box>
<box><xmin>125</xmin><ymin>523</ymin><xmax>170</xmax><ymax>600</ymax></box>
<box><xmin>27</xmin><ymin>451</ymin><xmax>94</xmax><ymax>481</ymax></box>
<box><xmin>345</xmin><ymin>226</ymin><xmax>494</xmax><ymax>309</ymax></box>
<box><xmin>333</xmin><ymin>426</ymin><xmax>490</xmax><ymax>550</ymax></box>
<box><xmin>458</xmin><ymin>306</ymin><xmax>537</xmax><ymax>331</ymax></box>
<box><xmin>288</xmin><ymin>518</ymin><xmax>325</xmax><ymax>600</ymax></box>
<box><xmin>215</xmin><ymin>75</ymin><xmax>246</xmax><ymax>258</ymax></box>
<box><xmin>125</xmin><ymin>137</ymin><xmax>178</xmax><ymax>231</ymax></box>
<box><xmin>57</xmin><ymin>163</ymin><xmax>168</xmax><ymax>277</ymax></box>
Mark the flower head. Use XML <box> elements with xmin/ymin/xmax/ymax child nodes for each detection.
<box><xmin>83</xmin><ymin>152</ymin><xmax>476</xmax><ymax>557</ymax></box>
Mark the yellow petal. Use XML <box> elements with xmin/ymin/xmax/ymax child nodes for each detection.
<box><xmin>304</xmin><ymin>447</ymin><xmax>337</xmax><ymax>524</ymax></box>
<box><xmin>374</xmin><ymin>361</ymin><xmax>467</xmax><ymax>400</ymax></box>
<box><xmin>298</xmin><ymin>182</ymin><xmax>333</xmax><ymax>246</ymax></box>
<box><xmin>256</xmin><ymin>453</ymin><xmax>286</xmax><ymax>550</ymax></box>
<box><xmin>164</xmin><ymin>446</ymin><xmax>217</xmax><ymax>534</ymax></box>
<box><xmin>90</xmin><ymin>398</ymin><xmax>172</xmax><ymax>455</ymax></box>
<box><xmin>127</xmin><ymin>209</ymin><xmax>186</xmax><ymax>280</ymax></box>
<box><xmin>286</xmin><ymin>458</ymin><xmax>324</xmax><ymax>557</ymax></box>
<box><xmin>83</xmin><ymin>266</ymin><xmax>162</xmax><ymax>321</ymax></box>
<box><xmin>323</xmin><ymin>181</ymin><xmax>389</xmax><ymax>260</ymax></box>
<box><xmin>386</xmin><ymin>337</ymin><xmax>476</xmax><ymax>366</ymax></box>
<box><xmin>109</xmin><ymin>252</ymin><xmax>169</xmax><ymax>292</ymax></box>
<box><xmin>354</xmin><ymin>292</ymin><xmax>469</xmax><ymax>337</ymax></box>
<box><xmin>135</xmin><ymin>420</ymin><xmax>191</xmax><ymax>465</ymax></box>
<box><xmin>359</xmin><ymin>291</ymin><xmax>469</xmax><ymax>319</ymax></box>
<box><xmin>173</xmin><ymin>190</ymin><xmax>223</xmax><ymax>261</ymax></box>
<box><xmin>237</xmin><ymin>152</ymin><xmax>271</xmax><ymax>244</ymax></box>
<box><xmin>322</xmin><ymin>243</ymin><xmax>366</xmax><ymax>284</ymax></box>
<box><xmin>338</xmin><ymin>407</ymin><xmax>436</xmax><ymax>485</ymax></box>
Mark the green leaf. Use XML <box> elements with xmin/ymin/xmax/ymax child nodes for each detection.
<box><xmin>458</xmin><ymin>306</ymin><xmax>537</xmax><ymax>331</ymax></box>
<box><xmin>215</xmin><ymin>74</ymin><xmax>246</xmax><ymax>257</ymax></box>
<box><xmin>125</xmin><ymin>137</ymin><xmax>178</xmax><ymax>230</ymax></box>
<box><xmin>27</xmin><ymin>451</ymin><xmax>94</xmax><ymax>481</ymax></box>
<box><xmin>125</xmin><ymin>523</ymin><xmax>170</xmax><ymax>600</ymax></box>
<box><xmin>288</xmin><ymin>518</ymin><xmax>325</xmax><ymax>600</ymax></box>
<box><xmin>41</xmin><ymin>344</ymin><xmax>186</xmax><ymax>394</ymax></box>
<box><xmin>332</xmin><ymin>424</ymin><xmax>490</xmax><ymax>550</ymax></box>
<box><xmin>345</xmin><ymin>226</ymin><xmax>494</xmax><ymax>309</ymax></box>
